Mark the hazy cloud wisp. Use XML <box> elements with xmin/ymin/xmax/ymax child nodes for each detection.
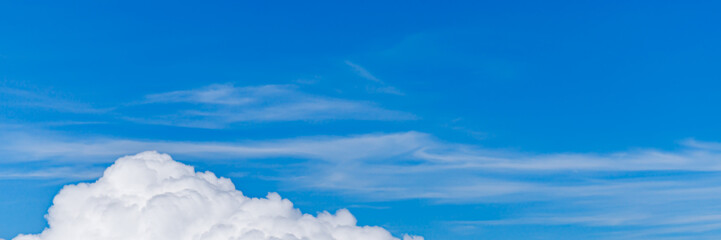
<box><xmin>5</xmin><ymin>127</ymin><xmax>721</xmax><ymax>237</ymax></box>
<box><xmin>132</xmin><ymin>84</ymin><xmax>413</xmax><ymax>128</ymax></box>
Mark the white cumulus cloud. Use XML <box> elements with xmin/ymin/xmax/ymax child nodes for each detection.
<box><xmin>12</xmin><ymin>151</ymin><xmax>422</xmax><ymax>240</ymax></box>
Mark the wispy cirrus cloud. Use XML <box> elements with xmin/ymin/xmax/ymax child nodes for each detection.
<box><xmin>4</xmin><ymin>126</ymin><xmax>721</xmax><ymax>238</ymax></box>
<box><xmin>0</xmin><ymin>87</ymin><xmax>110</xmax><ymax>114</ymax></box>
<box><xmin>1</xmin><ymin>82</ymin><xmax>413</xmax><ymax>129</ymax></box>
<box><xmin>0</xmin><ymin>167</ymin><xmax>102</xmax><ymax>180</ymax></box>
<box><xmin>4</xmin><ymin>126</ymin><xmax>721</xmax><ymax>182</ymax></box>
<box><xmin>345</xmin><ymin>61</ymin><xmax>404</xmax><ymax>95</ymax></box>
<box><xmin>0</xmin><ymin>130</ymin><xmax>427</xmax><ymax>163</ymax></box>
<box><xmin>345</xmin><ymin>61</ymin><xmax>383</xmax><ymax>83</ymax></box>
<box><xmin>127</xmin><ymin>84</ymin><xmax>414</xmax><ymax>128</ymax></box>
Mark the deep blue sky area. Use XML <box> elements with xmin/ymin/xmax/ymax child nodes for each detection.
<box><xmin>2</xmin><ymin>1</ymin><xmax>721</xmax><ymax>239</ymax></box>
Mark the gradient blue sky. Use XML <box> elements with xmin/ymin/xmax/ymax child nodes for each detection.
<box><xmin>2</xmin><ymin>1</ymin><xmax>721</xmax><ymax>239</ymax></box>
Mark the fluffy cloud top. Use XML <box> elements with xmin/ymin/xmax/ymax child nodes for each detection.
<box><xmin>13</xmin><ymin>151</ymin><xmax>421</xmax><ymax>240</ymax></box>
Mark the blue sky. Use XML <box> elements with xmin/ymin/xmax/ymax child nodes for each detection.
<box><xmin>2</xmin><ymin>1</ymin><xmax>721</xmax><ymax>239</ymax></box>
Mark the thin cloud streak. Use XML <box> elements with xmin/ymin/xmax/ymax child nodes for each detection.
<box><xmin>0</xmin><ymin>167</ymin><xmax>103</xmax><ymax>180</ymax></box>
<box><xmin>0</xmin><ymin>130</ymin><xmax>428</xmax><ymax>162</ymax></box>
<box><xmin>129</xmin><ymin>84</ymin><xmax>414</xmax><ymax>128</ymax></box>
<box><xmin>345</xmin><ymin>61</ymin><xmax>404</xmax><ymax>95</ymax></box>
<box><xmin>345</xmin><ymin>61</ymin><xmax>382</xmax><ymax>83</ymax></box>
<box><xmin>0</xmin><ymin>83</ymin><xmax>412</xmax><ymax>128</ymax></box>
<box><xmin>0</xmin><ymin>87</ymin><xmax>111</xmax><ymax>114</ymax></box>
<box><xmin>9</xmin><ymin>128</ymin><xmax>721</xmax><ymax>172</ymax></box>
<box><xmin>4</xmin><ymin>127</ymin><xmax>721</xmax><ymax>236</ymax></box>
